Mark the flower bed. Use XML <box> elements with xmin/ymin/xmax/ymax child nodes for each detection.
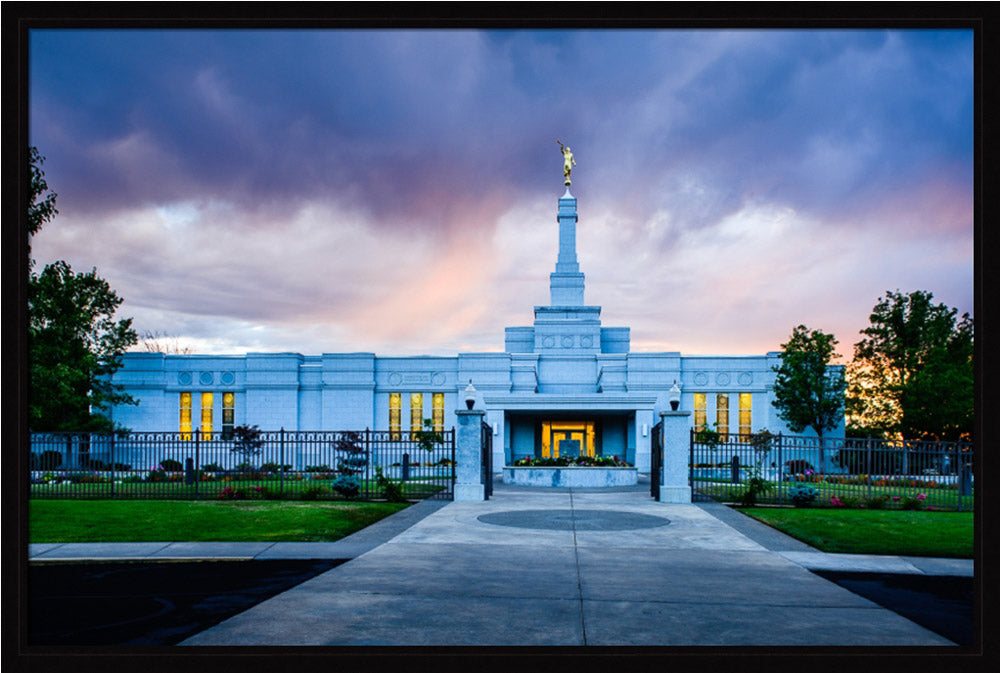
<box><xmin>511</xmin><ymin>455</ymin><xmax>630</xmax><ymax>468</ymax></box>
<box><xmin>503</xmin><ymin>463</ymin><xmax>637</xmax><ymax>488</ymax></box>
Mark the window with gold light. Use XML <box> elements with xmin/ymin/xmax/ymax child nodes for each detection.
<box><xmin>389</xmin><ymin>393</ymin><xmax>401</xmax><ymax>440</ymax></box>
<box><xmin>432</xmin><ymin>393</ymin><xmax>445</xmax><ymax>433</ymax></box>
<box><xmin>716</xmin><ymin>394</ymin><xmax>729</xmax><ymax>436</ymax></box>
<box><xmin>410</xmin><ymin>393</ymin><xmax>423</xmax><ymax>439</ymax></box>
<box><xmin>222</xmin><ymin>392</ymin><xmax>235</xmax><ymax>440</ymax></box>
<box><xmin>738</xmin><ymin>393</ymin><xmax>752</xmax><ymax>438</ymax></box>
<box><xmin>694</xmin><ymin>393</ymin><xmax>707</xmax><ymax>432</ymax></box>
<box><xmin>179</xmin><ymin>392</ymin><xmax>192</xmax><ymax>440</ymax></box>
<box><xmin>201</xmin><ymin>392</ymin><xmax>214</xmax><ymax>437</ymax></box>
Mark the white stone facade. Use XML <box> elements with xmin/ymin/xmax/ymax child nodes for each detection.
<box><xmin>109</xmin><ymin>188</ymin><xmax>844</xmax><ymax>472</ymax></box>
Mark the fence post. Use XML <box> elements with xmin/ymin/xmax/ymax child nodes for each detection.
<box><xmin>365</xmin><ymin>428</ymin><xmax>372</xmax><ymax>500</ymax></box>
<box><xmin>658</xmin><ymin>410</ymin><xmax>692</xmax><ymax>504</ymax></box>
<box><xmin>280</xmin><ymin>428</ymin><xmax>286</xmax><ymax>496</ymax></box>
<box><xmin>110</xmin><ymin>432</ymin><xmax>116</xmax><ymax>499</ymax></box>
<box><xmin>866</xmin><ymin>438</ymin><xmax>873</xmax><ymax>502</ymax></box>
<box><xmin>455</xmin><ymin>409</ymin><xmax>486</xmax><ymax>501</ymax></box>
<box><xmin>777</xmin><ymin>433</ymin><xmax>783</xmax><ymax>506</ymax></box>
<box><xmin>194</xmin><ymin>428</ymin><xmax>200</xmax><ymax>501</ymax></box>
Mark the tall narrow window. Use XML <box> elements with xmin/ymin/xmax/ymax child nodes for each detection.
<box><xmin>410</xmin><ymin>392</ymin><xmax>423</xmax><ymax>439</ymax></box>
<box><xmin>432</xmin><ymin>393</ymin><xmax>445</xmax><ymax>433</ymax></box>
<box><xmin>716</xmin><ymin>394</ymin><xmax>729</xmax><ymax>437</ymax></box>
<box><xmin>222</xmin><ymin>392</ymin><xmax>235</xmax><ymax>440</ymax></box>
<box><xmin>389</xmin><ymin>393</ymin><xmax>401</xmax><ymax>441</ymax></box>
<box><xmin>179</xmin><ymin>392</ymin><xmax>192</xmax><ymax>440</ymax></box>
<box><xmin>738</xmin><ymin>393</ymin><xmax>752</xmax><ymax>439</ymax></box>
<box><xmin>694</xmin><ymin>393</ymin><xmax>707</xmax><ymax>432</ymax></box>
<box><xmin>201</xmin><ymin>392</ymin><xmax>214</xmax><ymax>437</ymax></box>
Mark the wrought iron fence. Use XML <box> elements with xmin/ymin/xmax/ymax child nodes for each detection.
<box><xmin>29</xmin><ymin>429</ymin><xmax>456</xmax><ymax>501</ymax></box>
<box><xmin>690</xmin><ymin>431</ymin><xmax>974</xmax><ymax>511</ymax></box>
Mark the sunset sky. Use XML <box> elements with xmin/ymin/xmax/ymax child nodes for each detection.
<box><xmin>28</xmin><ymin>28</ymin><xmax>974</xmax><ymax>359</ymax></box>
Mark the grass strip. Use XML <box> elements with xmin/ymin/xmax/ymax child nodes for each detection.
<box><xmin>736</xmin><ymin>507</ymin><xmax>973</xmax><ymax>558</ymax></box>
<box><xmin>29</xmin><ymin>500</ymin><xmax>410</xmax><ymax>543</ymax></box>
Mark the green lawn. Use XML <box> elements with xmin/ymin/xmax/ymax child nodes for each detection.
<box><xmin>737</xmin><ymin>507</ymin><xmax>973</xmax><ymax>558</ymax></box>
<box><xmin>29</xmin><ymin>499</ymin><xmax>410</xmax><ymax>543</ymax></box>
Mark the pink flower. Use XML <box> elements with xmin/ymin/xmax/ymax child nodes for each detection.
<box><xmin>891</xmin><ymin>496</ymin><xmax>901</xmax><ymax>501</ymax></box>
<box><xmin>927</xmin><ymin>506</ymin><xmax>935</xmax><ymax>511</ymax></box>
<box><xmin>916</xmin><ymin>493</ymin><xmax>927</xmax><ymax>500</ymax></box>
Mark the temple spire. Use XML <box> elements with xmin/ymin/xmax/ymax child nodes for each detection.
<box><xmin>549</xmin><ymin>186</ymin><xmax>585</xmax><ymax>305</ymax></box>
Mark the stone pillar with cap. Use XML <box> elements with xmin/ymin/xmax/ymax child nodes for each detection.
<box><xmin>454</xmin><ymin>381</ymin><xmax>486</xmax><ymax>501</ymax></box>
<box><xmin>659</xmin><ymin>407</ymin><xmax>693</xmax><ymax>504</ymax></box>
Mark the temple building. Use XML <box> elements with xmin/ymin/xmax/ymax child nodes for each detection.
<box><xmin>109</xmin><ymin>184</ymin><xmax>844</xmax><ymax>473</ymax></box>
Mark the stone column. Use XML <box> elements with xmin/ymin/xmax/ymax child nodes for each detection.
<box><xmin>659</xmin><ymin>410</ymin><xmax>692</xmax><ymax>503</ymax></box>
<box><xmin>455</xmin><ymin>408</ymin><xmax>486</xmax><ymax>501</ymax></box>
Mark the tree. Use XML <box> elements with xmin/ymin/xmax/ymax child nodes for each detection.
<box><xmin>848</xmin><ymin>290</ymin><xmax>973</xmax><ymax>441</ymax></box>
<box><xmin>771</xmin><ymin>325</ymin><xmax>847</xmax><ymax>471</ymax></box>
<box><xmin>27</xmin><ymin>146</ymin><xmax>138</xmax><ymax>431</ymax></box>
<box><xmin>28</xmin><ymin>146</ymin><xmax>58</xmax><ymax>251</ymax></box>
<box><xmin>139</xmin><ymin>330</ymin><xmax>194</xmax><ymax>354</ymax></box>
<box><xmin>29</xmin><ymin>261</ymin><xmax>139</xmax><ymax>431</ymax></box>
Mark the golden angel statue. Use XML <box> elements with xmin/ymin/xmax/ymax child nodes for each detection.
<box><xmin>556</xmin><ymin>140</ymin><xmax>575</xmax><ymax>185</ymax></box>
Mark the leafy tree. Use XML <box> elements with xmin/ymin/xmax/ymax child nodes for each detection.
<box><xmin>138</xmin><ymin>330</ymin><xmax>193</xmax><ymax>354</ymax></box>
<box><xmin>29</xmin><ymin>261</ymin><xmax>139</xmax><ymax>431</ymax></box>
<box><xmin>771</xmin><ymin>325</ymin><xmax>846</xmax><ymax>471</ymax></box>
<box><xmin>27</xmin><ymin>146</ymin><xmax>138</xmax><ymax>431</ymax></box>
<box><xmin>230</xmin><ymin>424</ymin><xmax>264</xmax><ymax>469</ymax></box>
<box><xmin>848</xmin><ymin>290</ymin><xmax>973</xmax><ymax>441</ymax></box>
<box><xmin>28</xmin><ymin>146</ymin><xmax>58</xmax><ymax>254</ymax></box>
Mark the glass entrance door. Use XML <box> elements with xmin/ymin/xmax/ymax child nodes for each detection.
<box><xmin>541</xmin><ymin>421</ymin><xmax>595</xmax><ymax>459</ymax></box>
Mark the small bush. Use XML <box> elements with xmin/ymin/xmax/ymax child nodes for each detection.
<box><xmin>299</xmin><ymin>486</ymin><xmax>328</xmax><ymax>501</ymax></box>
<box><xmin>304</xmin><ymin>464</ymin><xmax>332</xmax><ymax>473</ymax></box>
<box><xmin>202</xmin><ymin>462</ymin><xmax>225</xmax><ymax>472</ymax></box>
<box><xmin>260</xmin><ymin>462</ymin><xmax>292</xmax><ymax>473</ymax></box>
<box><xmin>160</xmin><ymin>458</ymin><xmax>184</xmax><ymax>471</ymax></box>
<box><xmin>331</xmin><ymin>476</ymin><xmax>361</xmax><ymax>498</ymax></box>
<box><xmin>901</xmin><ymin>493</ymin><xmax>928</xmax><ymax>511</ymax></box>
<box><xmin>787</xmin><ymin>484</ymin><xmax>818</xmax><ymax>508</ymax></box>
<box><xmin>784</xmin><ymin>459</ymin><xmax>815</xmax><ymax>475</ymax></box>
<box><xmin>375</xmin><ymin>466</ymin><xmax>406</xmax><ymax>503</ymax></box>
<box><xmin>864</xmin><ymin>494</ymin><xmax>890</xmax><ymax>510</ymax></box>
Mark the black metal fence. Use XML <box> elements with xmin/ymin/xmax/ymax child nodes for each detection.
<box><xmin>29</xmin><ymin>429</ymin><xmax>456</xmax><ymax>501</ymax></box>
<box><xmin>690</xmin><ymin>431</ymin><xmax>974</xmax><ymax>511</ymax></box>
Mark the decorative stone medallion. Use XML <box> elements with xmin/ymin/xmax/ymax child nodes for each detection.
<box><xmin>716</xmin><ymin>372</ymin><xmax>731</xmax><ymax>386</ymax></box>
<box><xmin>431</xmin><ymin>372</ymin><xmax>446</xmax><ymax>386</ymax></box>
<box><xmin>738</xmin><ymin>372</ymin><xmax>753</xmax><ymax>386</ymax></box>
<box><xmin>199</xmin><ymin>372</ymin><xmax>214</xmax><ymax>385</ymax></box>
<box><xmin>542</xmin><ymin>336</ymin><xmax>556</xmax><ymax>348</ymax></box>
<box><xmin>221</xmin><ymin>372</ymin><xmax>236</xmax><ymax>385</ymax></box>
<box><xmin>561</xmin><ymin>335</ymin><xmax>575</xmax><ymax>348</ymax></box>
<box><xmin>694</xmin><ymin>372</ymin><xmax>709</xmax><ymax>386</ymax></box>
<box><xmin>177</xmin><ymin>372</ymin><xmax>192</xmax><ymax>386</ymax></box>
<box><xmin>388</xmin><ymin>373</ymin><xmax>403</xmax><ymax>386</ymax></box>
<box><xmin>580</xmin><ymin>335</ymin><xmax>593</xmax><ymax>348</ymax></box>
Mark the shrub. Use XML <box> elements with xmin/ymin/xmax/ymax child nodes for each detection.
<box><xmin>787</xmin><ymin>484</ymin><xmax>818</xmax><ymax>508</ymax></box>
<box><xmin>901</xmin><ymin>493</ymin><xmax>927</xmax><ymax>511</ymax></box>
<box><xmin>784</xmin><ymin>459</ymin><xmax>814</xmax><ymax>475</ymax></box>
<box><xmin>740</xmin><ymin>475</ymin><xmax>772</xmax><ymax>507</ymax></box>
<box><xmin>160</xmin><ymin>458</ymin><xmax>184</xmax><ymax>471</ymax></box>
<box><xmin>299</xmin><ymin>486</ymin><xmax>328</xmax><ymax>501</ymax></box>
<box><xmin>202</xmin><ymin>462</ymin><xmax>225</xmax><ymax>472</ymax></box>
<box><xmin>864</xmin><ymin>494</ymin><xmax>890</xmax><ymax>510</ymax></box>
<box><xmin>375</xmin><ymin>466</ymin><xmax>406</xmax><ymax>503</ymax></box>
<box><xmin>304</xmin><ymin>464</ymin><xmax>332</xmax><ymax>472</ymax></box>
<box><xmin>260</xmin><ymin>462</ymin><xmax>292</xmax><ymax>473</ymax></box>
<box><xmin>331</xmin><ymin>476</ymin><xmax>361</xmax><ymax>498</ymax></box>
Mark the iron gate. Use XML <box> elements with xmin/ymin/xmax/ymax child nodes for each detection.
<box><xmin>650</xmin><ymin>420</ymin><xmax>663</xmax><ymax>501</ymax></box>
<box><xmin>481</xmin><ymin>421</ymin><xmax>493</xmax><ymax>500</ymax></box>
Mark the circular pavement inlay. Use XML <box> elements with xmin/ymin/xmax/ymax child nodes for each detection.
<box><xmin>477</xmin><ymin>509</ymin><xmax>670</xmax><ymax>531</ymax></box>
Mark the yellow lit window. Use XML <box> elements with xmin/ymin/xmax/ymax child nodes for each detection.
<box><xmin>201</xmin><ymin>392</ymin><xmax>214</xmax><ymax>437</ymax></box>
<box><xmin>716</xmin><ymin>394</ymin><xmax>729</xmax><ymax>436</ymax></box>
<box><xmin>222</xmin><ymin>392</ymin><xmax>235</xmax><ymax>440</ymax></box>
<box><xmin>389</xmin><ymin>393</ymin><xmax>401</xmax><ymax>441</ymax></box>
<box><xmin>410</xmin><ymin>392</ymin><xmax>423</xmax><ymax>439</ymax></box>
<box><xmin>694</xmin><ymin>393</ymin><xmax>707</xmax><ymax>432</ymax></box>
<box><xmin>179</xmin><ymin>392</ymin><xmax>192</xmax><ymax>440</ymax></box>
<box><xmin>739</xmin><ymin>393</ymin><xmax>752</xmax><ymax>438</ymax></box>
<box><xmin>432</xmin><ymin>393</ymin><xmax>445</xmax><ymax>433</ymax></box>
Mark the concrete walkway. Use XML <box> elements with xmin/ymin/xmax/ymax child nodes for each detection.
<box><xmin>116</xmin><ymin>484</ymin><xmax>964</xmax><ymax>647</ymax></box>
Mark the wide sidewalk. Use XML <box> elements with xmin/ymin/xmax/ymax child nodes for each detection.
<box><xmin>30</xmin><ymin>484</ymin><xmax>972</xmax><ymax>646</ymax></box>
